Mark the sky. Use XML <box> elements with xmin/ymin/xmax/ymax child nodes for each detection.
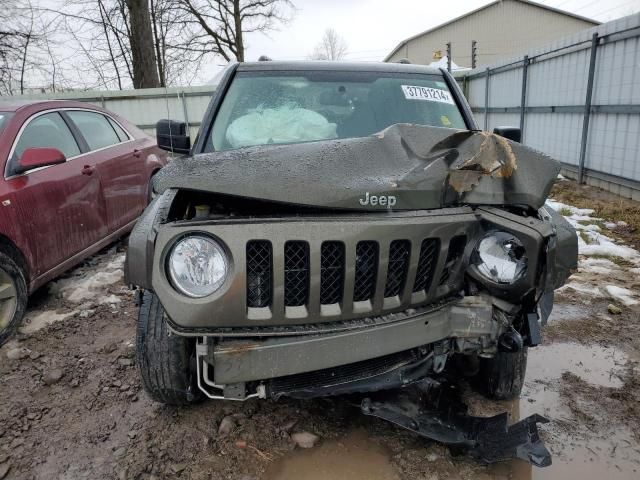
<box><xmin>238</xmin><ymin>0</ymin><xmax>640</xmax><ymax>66</ymax></box>
<box><xmin>28</xmin><ymin>0</ymin><xmax>640</xmax><ymax>89</ymax></box>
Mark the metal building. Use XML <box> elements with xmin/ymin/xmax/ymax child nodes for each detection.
<box><xmin>384</xmin><ymin>0</ymin><xmax>599</xmax><ymax>68</ymax></box>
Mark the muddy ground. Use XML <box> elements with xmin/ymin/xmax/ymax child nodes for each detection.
<box><xmin>1</xmin><ymin>179</ymin><xmax>640</xmax><ymax>480</ymax></box>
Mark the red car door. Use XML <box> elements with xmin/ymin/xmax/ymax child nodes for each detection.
<box><xmin>5</xmin><ymin>111</ymin><xmax>107</xmax><ymax>277</ymax></box>
<box><xmin>65</xmin><ymin>110</ymin><xmax>147</xmax><ymax>232</ymax></box>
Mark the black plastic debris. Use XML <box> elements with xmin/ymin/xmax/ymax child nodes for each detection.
<box><xmin>360</xmin><ymin>378</ymin><xmax>552</xmax><ymax>467</ymax></box>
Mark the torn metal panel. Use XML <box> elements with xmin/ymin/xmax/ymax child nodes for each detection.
<box><xmin>361</xmin><ymin>379</ymin><xmax>552</xmax><ymax>467</ymax></box>
<box><xmin>153</xmin><ymin>123</ymin><xmax>560</xmax><ymax>211</ymax></box>
<box><xmin>447</xmin><ymin>131</ymin><xmax>517</xmax><ymax>193</ymax></box>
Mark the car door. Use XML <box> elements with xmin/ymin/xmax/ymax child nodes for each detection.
<box><xmin>5</xmin><ymin>111</ymin><xmax>107</xmax><ymax>277</ymax></box>
<box><xmin>65</xmin><ymin>110</ymin><xmax>146</xmax><ymax>232</ymax></box>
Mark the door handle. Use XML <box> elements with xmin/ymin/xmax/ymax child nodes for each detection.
<box><xmin>133</xmin><ymin>149</ymin><xmax>141</xmax><ymax>158</ymax></box>
<box><xmin>81</xmin><ymin>165</ymin><xmax>94</xmax><ymax>176</ymax></box>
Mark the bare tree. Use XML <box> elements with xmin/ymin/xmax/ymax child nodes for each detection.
<box><xmin>47</xmin><ymin>0</ymin><xmax>134</xmax><ymax>90</ymax></box>
<box><xmin>0</xmin><ymin>0</ymin><xmax>60</xmax><ymax>95</ymax></box>
<box><xmin>175</xmin><ymin>0</ymin><xmax>293</xmax><ymax>62</ymax></box>
<box><xmin>7</xmin><ymin>0</ymin><xmax>289</xmax><ymax>93</ymax></box>
<box><xmin>310</xmin><ymin>28</ymin><xmax>348</xmax><ymax>61</ymax></box>
<box><xmin>150</xmin><ymin>0</ymin><xmax>206</xmax><ymax>87</ymax></box>
<box><xmin>126</xmin><ymin>0</ymin><xmax>161</xmax><ymax>88</ymax></box>
<box><xmin>48</xmin><ymin>0</ymin><xmax>210</xmax><ymax>90</ymax></box>
<box><xmin>0</xmin><ymin>2</ymin><xmax>26</xmax><ymax>94</ymax></box>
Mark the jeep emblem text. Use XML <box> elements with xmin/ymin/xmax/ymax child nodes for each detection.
<box><xmin>359</xmin><ymin>192</ymin><xmax>396</xmax><ymax>207</ymax></box>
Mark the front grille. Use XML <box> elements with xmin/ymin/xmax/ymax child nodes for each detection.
<box><xmin>320</xmin><ymin>242</ymin><xmax>345</xmax><ymax>304</ymax></box>
<box><xmin>284</xmin><ymin>241</ymin><xmax>310</xmax><ymax>307</ymax></box>
<box><xmin>245</xmin><ymin>234</ymin><xmax>452</xmax><ymax>317</ymax></box>
<box><xmin>384</xmin><ymin>240</ymin><xmax>411</xmax><ymax>297</ymax></box>
<box><xmin>440</xmin><ymin>235</ymin><xmax>467</xmax><ymax>285</ymax></box>
<box><xmin>353</xmin><ymin>241</ymin><xmax>379</xmax><ymax>302</ymax></box>
<box><xmin>246</xmin><ymin>241</ymin><xmax>272</xmax><ymax>308</ymax></box>
<box><xmin>413</xmin><ymin>239</ymin><xmax>440</xmax><ymax>293</ymax></box>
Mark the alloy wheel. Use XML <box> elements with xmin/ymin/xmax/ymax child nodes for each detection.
<box><xmin>0</xmin><ymin>267</ymin><xmax>18</xmax><ymax>332</ymax></box>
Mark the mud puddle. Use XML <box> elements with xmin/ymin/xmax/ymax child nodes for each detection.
<box><xmin>266</xmin><ymin>342</ymin><xmax>638</xmax><ymax>480</ymax></box>
<box><xmin>527</xmin><ymin>342</ymin><xmax>627</xmax><ymax>389</ymax></box>
<box><xmin>495</xmin><ymin>342</ymin><xmax>638</xmax><ymax>480</ymax></box>
<box><xmin>264</xmin><ymin>430</ymin><xmax>399</xmax><ymax>480</ymax></box>
<box><xmin>509</xmin><ymin>444</ymin><xmax>640</xmax><ymax>480</ymax></box>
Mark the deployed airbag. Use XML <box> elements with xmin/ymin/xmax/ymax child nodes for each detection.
<box><xmin>226</xmin><ymin>106</ymin><xmax>337</xmax><ymax>148</ymax></box>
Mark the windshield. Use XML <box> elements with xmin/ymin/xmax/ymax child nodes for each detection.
<box><xmin>207</xmin><ymin>71</ymin><xmax>467</xmax><ymax>152</ymax></box>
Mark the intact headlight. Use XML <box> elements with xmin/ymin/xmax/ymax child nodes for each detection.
<box><xmin>168</xmin><ymin>235</ymin><xmax>229</xmax><ymax>297</ymax></box>
<box><xmin>474</xmin><ymin>232</ymin><xmax>527</xmax><ymax>284</ymax></box>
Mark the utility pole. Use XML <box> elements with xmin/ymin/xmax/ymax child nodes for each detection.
<box><xmin>446</xmin><ymin>42</ymin><xmax>452</xmax><ymax>72</ymax></box>
<box><xmin>471</xmin><ymin>40</ymin><xmax>477</xmax><ymax>69</ymax></box>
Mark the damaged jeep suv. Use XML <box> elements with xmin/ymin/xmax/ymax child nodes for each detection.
<box><xmin>126</xmin><ymin>61</ymin><xmax>578</xmax><ymax>405</ymax></box>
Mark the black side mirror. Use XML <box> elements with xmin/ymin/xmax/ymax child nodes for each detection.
<box><xmin>156</xmin><ymin>119</ymin><xmax>191</xmax><ymax>154</ymax></box>
<box><xmin>493</xmin><ymin>126</ymin><xmax>521</xmax><ymax>143</ymax></box>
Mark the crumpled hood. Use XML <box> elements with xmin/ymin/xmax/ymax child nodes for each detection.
<box><xmin>154</xmin><ymin>124</ymin><xmax>560</xmax><ymax>210</ymax></box>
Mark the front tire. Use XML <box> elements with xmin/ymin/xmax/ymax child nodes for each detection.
<box><xmin>0</xmin><ymin>251</ymin><xmax>27</xmax><ymax>346</ymax></box>
<box><xmin>478</xmin><ymin>348</ymin><xmax>528</xmax><ymax>400</ymax></box>
<box><xmin>136</xmin><ymin>290</ymin><xmax>203</xmax><ymax>405</ymax></box>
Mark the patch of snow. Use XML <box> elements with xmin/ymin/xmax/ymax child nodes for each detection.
<box><xmin>557</xmin><ymin>173</ymin><xmax>566</xmax><ymax>180</ymax></box>
<box><xmin>21</xmin><ymin>310</ymin><xmax>78</xmax><ymax>334</ymax></box>
<box><xmin>580</xmin><ymin>241</ymin><xmax>639</xmax><ymax>261</ymax></box>
<box><xmin>580</xmin><ymin>265</ymin><xmax>614</xmax><ymax>276</ymax></box>
<box><xmin>605</xmin><ymin>286</ymin><xmax>638</xmax><ymax>306</ymax></box>
<box><xmin>61</xmin><ymin>270</ymin><xmax>123</xmax><ymax>302</ymax></box>
<box><xmin>578</xmin><ymin>257</ymin><xmax>620</xmax><ymax>276</ymax></box>
<box><xmin>102</xmin><ymin>294</ymin><xmax>122</xmax><ymax>304</ymax></box>
<box><xmin>558</xmin><ymin>282</ymin><xmax>604</xmax><ymax>297</ymax></box>
<box><xmin>57</xmin><ymin>253</ymin><xmax>125</xmax><ymax>304</ymax></box>
<box><xmin>546</xmin><ymin>200</ymin><xmax>594</xmax><ymax>217</ymax></box>
<box><xmin>547</xmin><ymin>200</ymin><xmax>640</xmax><ymax>263</ymax></box>
<box><xmin>580</xmin><ymin>257</ymin><xmax>619</xmax><ymax>269</ymax></box>
<box><xmin>104</xmin><ymin>253</ymin><xmax>126</xmax><ymax>271</ymax></box>
<box><xmin>545</xmin><ymin>199</ymin><xmax>640</xmax><ymax>307</ymax></box>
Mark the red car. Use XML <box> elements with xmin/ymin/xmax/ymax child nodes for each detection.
<box><xmin>0</xmin><ymin>100</ymin><xmax>167</xmax><ymax>344</ymax></box>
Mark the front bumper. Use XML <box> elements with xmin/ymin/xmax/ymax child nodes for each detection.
<box><xmin>201</xmin><ymin>294</ymin><xmax>498</xmax><ymax>386</ymax></box>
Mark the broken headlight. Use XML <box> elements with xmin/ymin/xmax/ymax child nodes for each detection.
<box><xmin>168</xmin><ymin>235</ymin><xmax>229</xmax><ymax>297</ymax></box>
<box><xmin>474</xmin><ymin>232</ymin><xmax>527</xmax><ymax>284</ymax></box>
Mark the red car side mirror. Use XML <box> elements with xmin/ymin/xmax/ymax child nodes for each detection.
<box><xmin>17</xmin><ymin>147</ymin><xmax>66</xmax><ymax>174</ymax></box>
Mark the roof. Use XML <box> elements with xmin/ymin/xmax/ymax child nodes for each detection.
<box><xmin>384</xmin><ymin>0</ymin><xmax>600</xmax><ymax>61</ymax></box>
<box><xmin>0</xmin><ymin>99</ymin><xmax>94</xmax><ymax>112</ymax></box>
<box><xmin>0</xmin><ymin>100</ymin><xmax>45</xmax><ymax>112</ymax></box>
<box><xmin>238</xmin><ymin>60</ymin><xmax>442</xmax><ymax>75</ymax></box>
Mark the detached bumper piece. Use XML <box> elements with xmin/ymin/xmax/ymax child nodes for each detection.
<box><xmin>268</xmin><ymin>349</ymin><xmax>432</xmax><ymax>399</ymax></box>
<box><xmin>360</xmin><ymin>380</ymin><xmax>551</xmax><ymax>468</ymax></box>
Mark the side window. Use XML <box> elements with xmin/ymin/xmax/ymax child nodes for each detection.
<box><xmin>13</xmin><ymin>112</ymin><xmax>81</xmax><ymax>162</ymax></box>
<box><xmin>67</xmin><ymin>111</ymin><xmax>121</xmax><ymax>150</ymax></box>
<box><xmin>107</xmin><ymin>117</ymin><xmax>130</xmax><ymax>142</ymax></box>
